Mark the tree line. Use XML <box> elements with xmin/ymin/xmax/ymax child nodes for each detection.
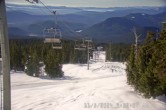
<box><xmin>106</xmin><ymin>43</ymin><xmax>130</xmax><ymax>62</ymax></box>
<box><xmin>126</xmin><ymin>29</ymin><xmax>166</xmax><ymax>98</ymax></box>
<box><xmin>9</xmin><ymin>39</ymin><xmax>88</xmax><ymax>78</ymax></box>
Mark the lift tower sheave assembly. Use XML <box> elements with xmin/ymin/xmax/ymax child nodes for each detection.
<box><xmin>0</xmin><ymin>0</ymin><xmax>11</xmax><ymax>110</ymax></box>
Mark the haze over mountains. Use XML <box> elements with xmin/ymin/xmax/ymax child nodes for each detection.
<box><xmin>7</xmin><ymin>4</ymin><xmax>166</xmax><ymax>43</ymax></box>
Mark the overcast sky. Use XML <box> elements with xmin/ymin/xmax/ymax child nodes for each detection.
<box><xmin>6</xmin><ymin>0</ymin><xmax>166</xmax><ymax>7</ymax></box>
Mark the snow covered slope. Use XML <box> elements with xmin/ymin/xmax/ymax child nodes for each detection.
<box><xmin>10</xmin><ymin>51</ymin><xmax>166</xmax><ymax>110</ymax></box>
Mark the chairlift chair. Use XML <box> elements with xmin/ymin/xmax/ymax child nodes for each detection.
<box><xmin>85</xmin><ymin>38</ymin><xmax>93</xmax><ymax>50</ymax></box>
<box><xmin>43</xmin><ymin>28</ymin><xmax>62</xmax><ymax>49</ymax></box>
<box><xmin>74</xmin><ymin>40</ymin><xmax>86</xmax><ymax>51</ymax></box>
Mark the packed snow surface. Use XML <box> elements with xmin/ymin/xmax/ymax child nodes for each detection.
<box><xmin>10</xmin><ymin>51</ymin><xmax>166</xmax><ymax>110</ymax></box>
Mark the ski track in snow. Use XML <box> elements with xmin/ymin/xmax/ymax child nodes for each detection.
<box><xmin>10</xmin><ymin>51</ymin><xmax>166</xmax><ymax>110</ymax></box>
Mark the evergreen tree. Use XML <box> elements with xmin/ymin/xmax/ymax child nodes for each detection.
<box><xmin>106</xmin><ymin>43</ymin><xmax>112</xmax><ymax>61</ymax></box>
<box><xmin>127</xmin><ymin>30</ymin><xmax>166</xmax><ymax>98</ymax></box>
<box><xmin>44</xmin><ymin>49</ymin><xmax>64</xmax><ymax>78</ymax></box>
<box><xmin>106</xmin><ymin>43</ymin><xmax>130</xmax><ymax>62</ymax></box>
<box><xmin>10</xmin><ymin>40</ymin><xmax>24</xmax><ymax>71</ymax></box>
<box><xmin>25</xmin><ymin>50</ymin><xmax>40</xmax><ymax>77</ymax></box>
<box><xmin>126</xmin><ymin>45</ymin><xmax>137</xmax><ymax>86</ymax></box>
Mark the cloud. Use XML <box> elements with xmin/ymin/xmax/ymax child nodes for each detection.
<box><xmin>6</xmin><ymin>0</ymin><xmax>28</xmax><ymax>4</ymax></box>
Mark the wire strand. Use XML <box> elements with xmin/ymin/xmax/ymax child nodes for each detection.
<box><xmin>39</xmin><ymin>0</ymin><xmax>53</xmax><ymax>14</ymax></box>
<box><xmin>26</xmin><ymin>0</ymin><xmax>88</xmax><ymax>41</ymax></box>
<box><xmin>38</xmin><ymin>0</ymin><xmax>84</xmax><ymax>40</ymax></box>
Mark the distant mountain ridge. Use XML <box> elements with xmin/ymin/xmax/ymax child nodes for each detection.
<box><xmin>6</xmin><ymin>5</ymin><xmax>166</xmax><ymax>42</ymax></box>
<box><xmin>82</xmin><ymin>12</ymin><xmax>166</xmax><ymax>43</ymax></box>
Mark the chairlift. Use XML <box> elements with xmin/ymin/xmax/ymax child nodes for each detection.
<box><xmin>84</xmin><ymin>38</ymin><xmax>94</xmax><ymax>50</ymax></box>
<box><xmin>43</xmin><ymin>28</ymin><xmax>62</xmax><ymax>49</ymax></box>
<box><xmin>74</xmin><ymin>39</ymin><xmax>86</xmax><ymax>51</ymax></box>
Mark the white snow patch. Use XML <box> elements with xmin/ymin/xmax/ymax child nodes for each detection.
<box><xmin>76</xmin><ymin>30</ymin><xmax>82</xmax><ymax>33</ymax></box>
<box><xmin>9</xmin><ymin>51</ymin><xmax>166</xmax><ymax>110</ymax></box>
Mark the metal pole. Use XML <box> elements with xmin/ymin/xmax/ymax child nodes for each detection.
<box><xmin>53</xmin><ymin>11</ymin><xmax>57</xmax><ymax>28</ymax></box>
<box><xmin>0</xmin><ymin>0</ymin><xmax>11</xmax><ymax>110</ymax></box>
<box><xmin>95</xmin><ymin>51</ymin><xmax>96</xmax><ymax>63</ymax></box>
<box><xmin>85</xmin><ymin>39</ymin><xmax>92</xmax><ymax>70</ymax></box>
<box><xmin>87</xmin><ymin>41</ymin><xmax>89</xmax><ymax>70</ymax></box>
<box><xmin>109</xmin><ymin>42</ymin><xmax>111</xmax><ymax>62</ymax></box>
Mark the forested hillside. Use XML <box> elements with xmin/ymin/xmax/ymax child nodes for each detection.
<box><xmin>9</xmin><ymin>39</ymin><xmax>88</xmax><ymax>78</ymax></box>
<box><xmin>106</xmin><ymin>43</ymin><xmax>130</xmax><ymax>62</ymax></box>
<box><xmin>8</xmin><ymin>38</ymin><xmax>132</xmax><ymax>78</ymax></box>
<box><xmin>126</xmin><ymin>28</ymin><xmax>166</xmax><ymax>98</ymax></box>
